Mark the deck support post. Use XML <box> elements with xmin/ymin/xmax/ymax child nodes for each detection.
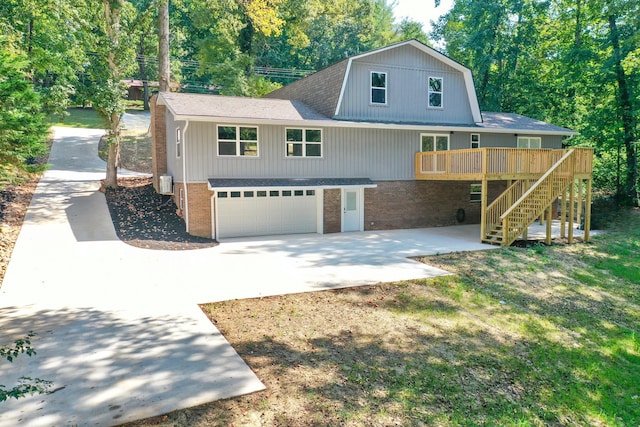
<box><xmin>480</xmin><ymin>178</ymin><xmax>488</xmax><ymax>242</ymax></box>
<box><xmin>584</xmin><ymin>178</ymin><xmax>592</xmax><ymax>242</ymax></box>
<box><xmin>568</xmin><ymin>178</ymin><xmax>576</xmax><ymax>244</ymax></box>
<box><xmin>577</xmin><ymin>179</ymin><xmax>583</xmax><ymax>230</ymax></box>
<box><xmin>560</xmin><ymin>187</ymin><xmax>567</xmax><ymax>238</ymax></box>
<box><xmin>546</xmin><ymin>205</ymin><xmax>552</xmax><ymax>245</ymax></box>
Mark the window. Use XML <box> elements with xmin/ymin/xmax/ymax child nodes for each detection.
<box><xmin>257</xmin><ymin>191</ymin><xmax>267</xmax><ymax>197</ymax></box>
<box><xmin>217</xmin><ymin>125</ymin><xmax>258</xmax><ymax>156</ymax></box>
<box><xmin>471</xmin><ymin>133</ymin><xmax>480</xmax><ymax>149</ymax></box>
<box><xmin>421</xmin><ymin>134</ymin><xmax>449</xmax><ymax>152</ymax></box>
<box><xmin>218</xmin><ymin>191</ymin><xmax>228</xmax><ymax>198</ymax></box>
<box><xmin>286</xmin><ymin>128</ymin><xmax>322</xmax><ymax>157</ymax></box>
<box><xmin>244</xmin><ymin>191</ymin><xmax>254</xmax><ymax>198</ymax></box>
<box><xmin>428</xmin><ymin>76</ymin><xmax>443</xmax><ymax>108</ymax></box>
<box><xmin>176</xmin><ymin>128</ymin><xmax>182</xmax><ymax>157</ymax></box>
<box><xmin>282</xmin><ymin>190</ymin><xmax>292</xmax><ymax>196</ymax></box>
<box><xmin>470</xmin><ymin>183</ymin><xmax>482</xmax><ymax>203</ymax></box>
<box><xmin>306</xmin><ymin>190</ymin><xmax>315</xmax><ymax>196</ymax></box>
<box><xmin>517</xmin><ymin>136</ymin><xmax>541</xmax><ymax>149</ymax></box>
<box><xmin>230</xmin><ymin>191</ymin><xmax>241</xmax><ymax>198</ymax></box>
<box><xmin>371</xmin><ymin>71</ymin><xmax>387</xmax><ymax>104</ymax></box>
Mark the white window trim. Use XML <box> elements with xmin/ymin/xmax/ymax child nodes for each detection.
<box><xmin>517</xmin><ymin>136</ymin><xmax>542</xmax><ymax>149</ymax></box>
<box><xmin>370</xmin><ymin>70</ymin><xmax>388</xmax><ymax>106</ymax></box>
<box><xmin>420</xmin><ymin>133</ymin><xmax>450</xmax><ymax>152</ymax></box>
<box><xmin>284</xmin><ymin>128</ymin><xmax>323</xmax><ymax>158</ymax></box>
<box><xmin>471</xmin><ymin>133</ymin><xmax>480</xmax><ymax>149</ymax></box>
<box><xmin>217</xmin><ymin>125</ymin><xmax>260</xmax><ymax>157</ymax></box>
<box><xmin>176</xmin><ymin>127</ymin><xmax>182</xmax><ymax>158</ymax></box>
<box><xmin>428</xmin><ymin>76</ymin><xmax>444</xmax><ymax>109</ymax></box>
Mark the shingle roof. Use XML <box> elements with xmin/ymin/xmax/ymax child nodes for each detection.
<box><xmin>479</xmin><ymin>112</ymin><xmax>575</xmax><ymax>134</ymax></box>
<box><xmin>158</xmin><ymin>92</ymin><xmax>329</xmax><ymax>122</ymax></box>
<box><xmin>263</xmin><ymin>59</ymin><xmax>349</xmax><ymax>118</ymax></box>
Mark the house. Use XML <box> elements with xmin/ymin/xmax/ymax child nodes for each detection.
<box><xmin>150</xmin><ymin>40</ymin><xmax>593</xmax><ymax>245</ymax></box>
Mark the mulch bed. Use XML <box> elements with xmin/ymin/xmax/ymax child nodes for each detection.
<box><xmin>103</xmin><ymin>176</ymin><xmax>217</xmax><ymax>250</ymax></box>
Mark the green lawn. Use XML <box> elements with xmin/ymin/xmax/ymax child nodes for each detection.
<box><xmin>171</xmin><ymin>209</ymin><xmax>640</xmax><ymax>427</ymax></box>
<box><xmin>48</xmin><ymin>107</ymin><xmax>108</xmax><ymax>129</ymax></box>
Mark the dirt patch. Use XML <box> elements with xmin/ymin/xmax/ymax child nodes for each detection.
<box><xmin>0</xmin><ymin>180</ymin><xmax>39</xmax><ymax>286</ymax></box>
<box><xmin>103</xmin><ymin>177</ymin><xmax>217</xmax><ymax>250</ymax></box>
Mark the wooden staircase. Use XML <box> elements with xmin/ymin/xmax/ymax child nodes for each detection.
<box><xmin>482</xmin><ymin>149</ymin><xmax>577</xmax><ymax>246</ymax></box>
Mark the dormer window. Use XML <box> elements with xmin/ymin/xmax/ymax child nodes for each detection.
<box><xmin>371</xmin><ymin>71</ymin><xmax>387</xmax><ymax>105</ymax></box>
<box><xmin>428</xmin><ymin>76</ymin><xmax>443</xmax><ymax>108</ymax></box>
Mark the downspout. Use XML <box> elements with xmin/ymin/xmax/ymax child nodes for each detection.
<box><xmin>182</xmin><ymin>120</ymin><xmax>190</xmax><ymax>233</ymax></box>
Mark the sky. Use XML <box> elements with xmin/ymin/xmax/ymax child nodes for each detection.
<box><xmin>393</xmin><ymin>0</ymin><xmax>454</xmax><ymax>33</ymax></box>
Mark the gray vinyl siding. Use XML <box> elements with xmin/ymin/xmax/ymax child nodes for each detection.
<box><xmin>337</xmin><ymin>45</ymin><xmax>475</xmax><ymax>124</ymax></box>
<box><xmin>184</xmin><ymin>122</ymin><xmax>418</xmax><ymax>182</ymax></box>
<box><xmin>165</xmin><ymin>111</ymin><xmax>182</xmax><ymax>179</ymax></box>
<box><xmin>180</xmin><ymin>121</ymin><xmax>563</xmax><ymax>182</ymax></box>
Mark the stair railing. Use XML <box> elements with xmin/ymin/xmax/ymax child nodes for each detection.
<box><xmin>499</xmin><ymin>149</ymin><xmax>576</xmax><ymax>246</ymax></box>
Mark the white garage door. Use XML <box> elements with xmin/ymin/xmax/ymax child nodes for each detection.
<box><xmin>216</xmin><ymin>188</ymin><xmax>318</xmax><ymax>238</ymax></box>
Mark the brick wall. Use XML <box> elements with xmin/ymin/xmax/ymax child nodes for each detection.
<box><xmin>150</xmin><ymin>95</ymin><xmax>167</xmax><ymax>193</ymax></box>
<box><xmin>364</xmin><ymin>181</ymin><xmax>507</xmax><ymax>231</ymax></box>
<box><xmin>323</xmin><ymin>189</ymin><xmax>342</xmax><ymax>233</ymax></box>
<box><xmin>185</xmin><ymin>183</ymin><xmax>213</xmax><ymax>238</ymax></box>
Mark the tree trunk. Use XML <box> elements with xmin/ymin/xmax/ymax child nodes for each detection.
<box><xmin>102</xmin><ymin>0</ymin><xmax>124</xmax><ymax>190</ymax></box>
<box><xmin>103</xmin><ymin>111</ymin><xmax>121</xmax><ymax>189</ymax></box>
<box><xmin>137</xmin><ymin>34</ymin><xmax>150</xmax><ymax>110</ymax></box>
<box><xmin>158</xmin><ymin>0</ymin><xmax>170</xmax><ymax>92</ymax></box>
<box><xmin>608</xmin><ymin>15</ymin><xmax>638</xmax><ymax>205</ymax></box>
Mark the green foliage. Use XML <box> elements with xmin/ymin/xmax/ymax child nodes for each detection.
<box><xmin>0</xmin><ymin>0</ymin><xmax>92</xmax><ymax>114</ymax></box>
<box><xmin>433</xmin><ymin>0</ymin><xmax>639</xmax><ymax>203</ymax></box>
<box><xmin>0</xmin><ymin>332</ymin><xmax>52</xmax><ymax>402</ymax></box>
<box><xmin>0</xmin><ymin>41</ymin><xmax>49</xmax><ymax>186</ymax></box>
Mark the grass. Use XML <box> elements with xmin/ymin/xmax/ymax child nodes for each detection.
<box><xmin>48</xmin><ymin>103</ymin><xmax>146</xmax><ymax>129</ymax></box>
<box><xmin>127</xmin><ymin>209</ymin><xmax>640</xmax><ymax>427</ymax></box>
<box><xmin>48</xmin><ymin>107</ymin><xmax>108</xmax><ymax>128</ymax></box>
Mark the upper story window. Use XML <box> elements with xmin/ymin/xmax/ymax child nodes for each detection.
<box><xmin>217</xmin><ymin>125</ymin><xmax>258</xmax><ymax>157</ymax></box>
<box><xmin>286</xmin><ymin>128</ymin><xmax>322</xmax><ymax>157</ymax></box>
<box><xmin>176</xmin><ymin>127</ymin><xmax>182</xmax><ymax>157</ymax></box>
<box><xmin>517</xmin><ymin>136</ymin><xmax>541</xmax><ymax>149</ymax></box>
<box><xmin>370</xmin><ymin>71</ymin><xmax>387</xmax><ymax>105</ymax></box>
<box><xmin>421</xmin><ymin>134</ymin><xmax>449</xmax><ymax>152</ymax></box>
<box><xmin>428</xmin><ymin>76</ymin><xmax>443</xmax><ymax>108</ymax></box>
<box><xmin>471</xmin><ymin>133</ymin><xmax>480</xmax><ymax>149</ymax></box>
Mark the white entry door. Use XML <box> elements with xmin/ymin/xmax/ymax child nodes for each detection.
<box><xmin>342</xmin><ymin>189</ymin><xmax>361</xmax><ymax>232</ymax></box>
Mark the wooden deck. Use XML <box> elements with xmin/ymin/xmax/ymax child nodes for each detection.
<box><xmin>415</xmin><ymin>148</ymin><xmax>595</xmax><ymax>246</ymax></box>
<box><xmin>415</xmin><ymin>148</ymin><xmax>593</xmax><ymax>181</ymax></box>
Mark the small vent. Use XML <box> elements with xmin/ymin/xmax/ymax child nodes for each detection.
<box><xmin>159</xmin><ymin>175</ymin><xmax>173</xmax><ymax>194</ymax></box>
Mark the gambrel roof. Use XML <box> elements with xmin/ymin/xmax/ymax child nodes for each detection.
<box><xmin>266</xmin><ymin>40</ymin><xmax>482</xmax><ymax>123</ymax></box>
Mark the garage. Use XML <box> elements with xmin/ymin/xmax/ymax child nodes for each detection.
<box><xmin>208</xmin><ymin>178</ymin><xmax>376</xmax><ymax>240</ymax></box>
<box><xmin>215</xmin><ymin>187</ymin><xmax>319</xmax><ymax>239</ymax></box>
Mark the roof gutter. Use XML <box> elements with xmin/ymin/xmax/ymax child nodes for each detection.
<box><xmin>170</xmin><ymin>114</ymin><xmax>577</xmax><ymax>136</ymax></box>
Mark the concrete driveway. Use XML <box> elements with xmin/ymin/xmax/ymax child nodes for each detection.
<box><xmin>0</xmin><ymin>127</ymin><xmax>494</xmax><ymax>426</ymax></box>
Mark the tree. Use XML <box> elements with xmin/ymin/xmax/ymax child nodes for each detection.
<box><xmin>88</xmin><ymin>0</ymin><xmax>136</xmax><ymax>190</ymax></box>
<box><xmin>0</xmin><ymin>0</ymin><xmax>90</xmax><ymax>116</ymax></box>
<box><xmin>0</xmin><ymin>332</ymin><xmax>52</xmax><ymax>402</ymax></box>
<box><xmin>0</xmin><ymin>40</ymin><xmax>49</xmax><ymax>186</ymax></box>
<box><xmin>432</xmin><ymin>0</ymin><xmax>639</xmax><ymax>203</ymax></box>
<box><xmin>158</xmin><ymin>0</ymin><xmax>170</xmax><ymax>93</ymax></box>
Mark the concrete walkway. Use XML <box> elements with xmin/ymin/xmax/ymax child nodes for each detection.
<box><xmin>0</xmin><ymin>127</ymin><xmax>495</xmax><ymax>426</ymax></box>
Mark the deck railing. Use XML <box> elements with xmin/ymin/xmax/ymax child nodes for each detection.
<box><xmin>416</xmin><ymin>148</ymin><xmax>594</xmax><ymax>179</ymax></box>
